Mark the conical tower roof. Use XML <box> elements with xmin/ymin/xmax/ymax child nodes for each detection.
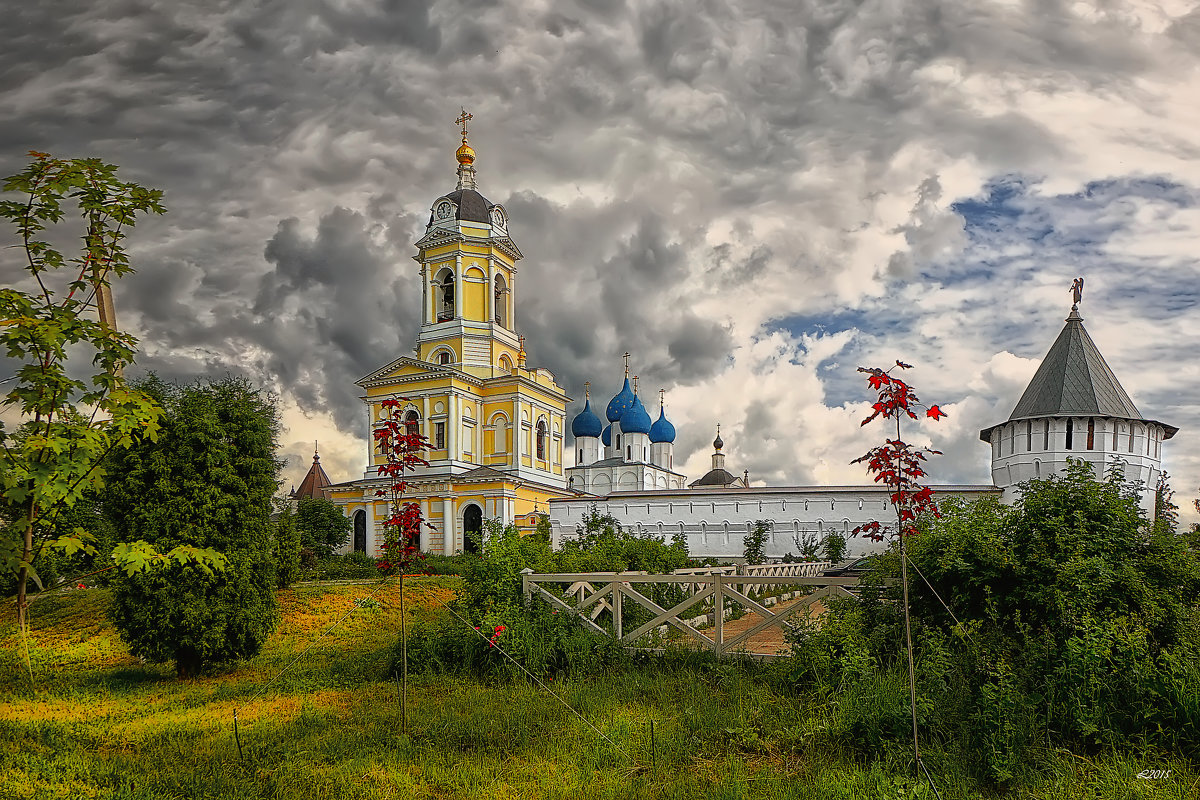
<box><xmin>981</xmin><ymin>307</ymin><xmax>1176</xmax><ymax>441</ymax></box>
<box><xmin>1009</xmin><ymin>308</ymin><xmax>1140</xmax><ymax>421</ymax></box>
<box><xmin>292</xmin><ymin>448</ymin><xmax>333</xmax><ymax>501</ymax></box>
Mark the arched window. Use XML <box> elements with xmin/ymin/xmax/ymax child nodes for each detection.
<box><xmin>436</xmin><ymin>269</ymin><xmax>455</xmax><ymax>321</ymax></box>
<box><xmin>536</xmin><ymin>419</ymin><xmax>547</xmax><ymax>460</ymax></box>
<box><xmin>1034</xmin><ymin>459</ymin><xmax>1041</xmax><ymax>478</ymax></box>
<box><xmin>493</xmin><ymin>275</ymin><xmax>507</xmax><ymax>327</ymax></box>
<box><xmin>499</xmin><ymin>354</ymin><xmax>513</xmax><ymax>374</ymax></box>
<box><xmin>404</xmin><ymin>410</ymin><xmax>420</xmax><ymax>440</ymax></box>
<box><xmin>438</xmin><ymin>350</ymin><xmax>451</xmax><ymax>365</ymax></box>
<box><xmin>626</xmin><ymin>445</ymin><xmax>631</xmax><ymax>460</ymax></box>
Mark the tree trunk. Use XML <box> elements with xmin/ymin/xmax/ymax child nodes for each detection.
<box><xmin>16</xmin><ymin>501</ymin><xmax>36</xmax><ymax>630</ymax></box>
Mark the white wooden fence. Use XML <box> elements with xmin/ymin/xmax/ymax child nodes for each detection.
<box><xmin>521</xmin><ymin>567</ymin><xmax>860</xmax><ymax>660</ymax></box>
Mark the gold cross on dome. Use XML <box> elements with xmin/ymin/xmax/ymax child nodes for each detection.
<box><xmin>659</xmin><ymin>388</ymin><xmax>665</xmax><ymax>406</ymax></box>
<box><xmin>455</xmin><ymin>107</ymin><xmax>473</xmax><ymax>138</ymax></box>
<box><xmin>623</xmin><ymin>352</ymin><xmax>631</xmax><ymax>377</ymax></box>
<box><xmin>633</xmin><ymin>375</ymin><xmax>639</xmax><ymax>394</ymax></box>
<box><xmin>584</xmin><ymin>381</ymin><xmax>590</xmax><ymax>398</ymax></box>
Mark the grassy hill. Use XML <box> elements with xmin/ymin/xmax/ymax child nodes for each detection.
<box><xmin>1</xmin><ymin>581</ymin><xmax>1196</xmax><ymax>799</ymax></box>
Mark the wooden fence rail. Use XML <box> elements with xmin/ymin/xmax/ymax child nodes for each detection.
<box><xmin>521</xmin><ymin>569</ymin><xmax>859</xmax><ymax>660</ymax></box>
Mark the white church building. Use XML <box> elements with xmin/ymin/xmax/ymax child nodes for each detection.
<box><xmin>549</xmin><ymin>295</ymin><xmax>1176</xmax><ymax>557</ymax></box>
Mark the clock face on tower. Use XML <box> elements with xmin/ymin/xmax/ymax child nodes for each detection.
<box><xmin>489</xmin><ymin>206</ymin><xmax>506</xmax><ymax>228</ymax></box>
<box><xmin>435</xmin><ymin>200</ymin><xmax>454</xmax><ymax>220</ymax></box>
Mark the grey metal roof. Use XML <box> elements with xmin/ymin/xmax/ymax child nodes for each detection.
<box><xmin>1008</xmin><ymin>309</ymin><xmax>1141</xmax><ymax>421</ymax></box>
<box><xmin>689</xmin><ymin>468</ymin><xmax>742</xmax><ymax>488</ymax></box>
<box><xmin>979</xmin><ymin>308</ymin><xmax>1178</xmax><ymax>442</ymax></box>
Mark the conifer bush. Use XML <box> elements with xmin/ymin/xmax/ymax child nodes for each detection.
<box><xmin>105</xmin><ymin>377</ymin><xmax>282</xmax><ymax>678</ymax></box>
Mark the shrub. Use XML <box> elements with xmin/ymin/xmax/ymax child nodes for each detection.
<box><xmin>273</xmin><ymin>502</ymin><xmax>301</xmax><ymax>588</ymax></box>
<box><xmin>106</xmin><ymin>376</ymin><xmax>281</xmax><ymax>678</ymax></box>
<box><xmin>787</xmin><ymin>461</ymin><xmax>1200</xmax><ymax>783</ymax></box>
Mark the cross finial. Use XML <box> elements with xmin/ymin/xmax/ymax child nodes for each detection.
<box><xmin>314</xmin><ymin>440</ymin><xmax>319</xmax><ymax>460</ymax></box>
<box><xmin>659</xmin><ymin>387</ymin><xmax>665</xmax><ymax>408</ymax></box>
<box><xmin>584</xmin><ymin>380</ymin><xmax>590</xmax><ymax>399</ymax></box>
<box><xmin>623</xmin><ymin>352</ymin><xmax>631</xmax><ymax>377</ymax></box>
<box><xmin>455</xmin><ymin>107</ymin><xmax>472</xmax><ymax>140</ymax></box>
<box><xmin>633</xmin><ymin>375</ymin><xmax>639</xmax><ymax>395</ymax></box>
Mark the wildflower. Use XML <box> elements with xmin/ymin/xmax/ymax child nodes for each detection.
<box><xmin>77</xmin><ymin>583</ymin><xmax>86</xmax><ymax>590</ymax></box>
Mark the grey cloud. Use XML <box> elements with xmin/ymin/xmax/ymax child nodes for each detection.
<box><xmin>4</xmin><ymin>0</ymin><xmax>1198</xmax><ymax>506</ymax></box>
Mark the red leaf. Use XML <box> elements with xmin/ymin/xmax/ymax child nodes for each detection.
<box><xmin>926</xmin><ymin>405</ymin><xmax>946</xmax><ymax>420</ymax></box>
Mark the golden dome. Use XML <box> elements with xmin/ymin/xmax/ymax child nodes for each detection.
<box><xmin>456</xmin><ymin>137</ymin><xmax>475</xmax><ymax>165</ymax></box>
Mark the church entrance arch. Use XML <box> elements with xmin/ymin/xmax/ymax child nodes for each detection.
<box><xmin>463</xmin><ymin>504</ymin><xmax>483</xmax><ymax>554</ymax></box>
<box><xmin>353</xmin><ymin>510</ymin><xmax>367</xmax><ymax>553</ymax></box>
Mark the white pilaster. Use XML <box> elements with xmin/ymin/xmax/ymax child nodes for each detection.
<box><xmin>454</xmin><ymin>256</ymin><xmax>463</xmax><ymax>319</ymax></box>
<box><xmin>442</xmin><ymin>496</ymin><xmax>455</xmax><ymax>555</ymax></box>
<box><xmin>486</xmin><ymin>259</ymin><xmax>496</xmax><ymax>323</ymax></box>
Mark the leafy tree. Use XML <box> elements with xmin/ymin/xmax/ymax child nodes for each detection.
<box><xmin>1</xmin><ymin>153</ymin><xmax>222</xmax><ymax>630</ymax></box>
<box><xmin>743</xmin><ymin>519</ymin><xmax>770</xmax><ymax>564</ymax></box>
<box><xmin>295</xmin><ymin>496</ymin><xmax>352</xmax><ymax>558</ymax></box>
<box><xmin>1153</xmin><ymin>470</ymin><xmax>1178</xmax><ymax>534</ymax></box>
<box><xmin>793</xmin><ymin>461</ymin><xmax>1200</xmax><ymax>782</ymax></box>
<box><xmin>105</xmin><ymin>376</ymin><xmax>282</xmax><ymax>677</ymax></box>
<box><xmin>273</xmin><ymin>500</ymin><xmax>301</xmax><ymax>588</ymax></box>
<box><xmin>820</xmin><ymin>528</ymin><xmax>847</xmax><ymax>563</ymax></box>
<box><xmin>792</xmin><ymin>529</ymin><xmax>821</xmax><ymax>560</ymax></box>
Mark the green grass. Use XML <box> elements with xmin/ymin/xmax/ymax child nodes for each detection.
<box><xmin>1</xmin><ymin>582</ymin><xmax>1196</xmax><ymax>799</ymax></box>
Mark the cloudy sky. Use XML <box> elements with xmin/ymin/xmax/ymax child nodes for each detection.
<box><xmin>4</xmin><ymin>0</ymin><xmax>1199</xmax><ymax>524</ymax></box>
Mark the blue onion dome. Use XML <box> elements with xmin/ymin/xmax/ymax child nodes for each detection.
<box><xmin>620</xmin><ymin>396</ymin><xmax>653</xmax><ymax>435</ymax></box>
<box><xmin>649</xmin><ymin>407</ymin><xmax>676</xmax><ymax>443</ymax></box>
<box><xmin>605</xmin><ymin>377</ymin><xmax>635</xmax><ymax>422</ymax></box>
<box><xmin>571</xmin><ymin>397</ymin><xmax>603</xmax><ymax>438</ymax></box>
<box><xmin>601</xmin><ymin>424</ymin><xmax>612</xmax><ymax>447</ymax></box>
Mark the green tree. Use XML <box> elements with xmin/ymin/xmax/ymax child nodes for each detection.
<box><xmin>792</xmin><ymin>460</ymin><xmax>1200</xmax><ymax>781</ymax></box>
<box><xmin>295</xmin><ymin>496</ymin><xmax>352</xmax><ymax>558</ymax></box>
<box><xmin>743</xmin><ymin>519</ymin><xmax>770</xmax><ymax>564</ymax></box>
<box><xmin>273</xmin><ymin>500</ymin><xmax>301</xmax><ymax>588</ymax></box>
<box><xmin>820</xmin><ymin>528</ymin><xmax>847</xmax><ymax>563</ymax></box>
<box><xmin>105</xmin><ymin>376</ymin><xmax>282</xmax><ymax>677</ymax></box>
<box><xmin>1</xmin><ymin>153</ymin><xmax>222</xmax><ymax>630</ymax></box>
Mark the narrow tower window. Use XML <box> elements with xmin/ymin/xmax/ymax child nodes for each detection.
<box><xmin>1128</xmin><ymin>425</ymin><xmax>1135</xmax><ymax>453</ymax></box>
<box><xmin>404</xmin><ymin>410</ymin><xmax>420</xmax><ymax>440</ymax></box>
<box><xmin>1043</xmin><ymin>420</ymin><xmax>1050</xmax><ymax>451</ymax></box>
<box><xmin>1086</xmin><ymin>418</ymin><xmax>1095</xmax><ymax>450</ymax></box>
<box><xmin>438</xmin><ymin>272</ymin><xmax>455</xmax><ymax>321</ymax></box>
<box><xmin>438</xmin><ymin>351</ymin><xmax>451</xmax><ymax>365</ymax></box>
<box><xmin>493</xmin><ymin>275</ymin><xmax>507</xmax><ymax>327</ymax></box>
<box><xmin>1065</xmin><ymin>419</ymin><xmax>1073</xmax><ymax>450</ymax></box>
<box><xmin>1113</xmin><ymin>423</ymin><xmax>1119</xmax><ymax>451</ymax></box>
<box><xmin>536</xmin><ymin>420</ymin><xmax>547</xmax><ymax>460</ymax></box>
<box><xmin>1026</xmin><ymin>421</ymin><xmax>1032</xmax><ymax>452</ymax></box>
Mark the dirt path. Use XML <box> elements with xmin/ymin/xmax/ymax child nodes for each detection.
<box><xmin>700</xmin><ymin>596</ymin><xmax>828</xmax><ymax>656</ymax></box>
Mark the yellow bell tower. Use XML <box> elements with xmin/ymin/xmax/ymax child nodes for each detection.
<box><xmin>328</xmin><ymin>110</ymin><xmax>573</xmax><ymax>557</ymax></box>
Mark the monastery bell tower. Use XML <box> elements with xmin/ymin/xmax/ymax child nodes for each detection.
<box><xmin>413</xmin><ymin>108</ymin><xmax>523</xmax><ymax>376</ymax></box>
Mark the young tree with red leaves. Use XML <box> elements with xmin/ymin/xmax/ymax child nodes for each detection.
<box><xmin>372</xmin><ymin>397</ymin><xmax>428</xmax><ymax>733</ymax></box>
<box><xmin>851</xmin><ymin>361</ymin><xmax>945</xmax><ymax>784</ymax></box>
